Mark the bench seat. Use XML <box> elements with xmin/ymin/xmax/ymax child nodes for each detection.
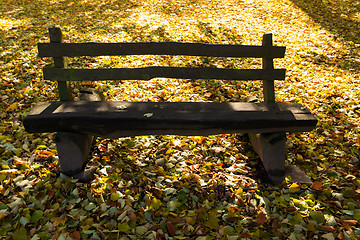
<box><xmin>24</xmin><ymin>101</ymin><xmax>317</xmax><ymax>138</ymax></box>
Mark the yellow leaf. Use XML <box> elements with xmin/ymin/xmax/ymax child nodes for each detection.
<box><xmin>36</xmin><ymin>145</ymin><xmax>48</xmax><ymax>150</ymax></box>
<box><xmin>110</xmin><ymin>192</ymin><xmax>120</xmax><ymax>201</ymax></box>
<box><xmin>51</xmin><ymin>216</ymin><xmax>66</xmax><ymax>227</ymax></box>
<box><xmin>6</xmin><ymin>102</ymin><xmax>18</xmax><ymax>111</ymax></box>
<box><xmin>289</xmin><ymin>183</ymin><xmax>300</xmax><ymax>193</ymax></box>
<box><xmin>151</xmin><ymin>197</ymin><xmax>162</xmax><ymax>210</ymax></box>
<box><xmin>235</xmin><ymin>188</ymin><xmax>243</xmax><ymax>196</ymax></box>
<box><xmin>166</xmin><ymin>149</ymin><xmax>174</xmax><ymax>155</ymax></box>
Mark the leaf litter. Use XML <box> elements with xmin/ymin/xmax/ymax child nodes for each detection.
<box><xmin>1</xmin><ymin>0</ymin><xmax>360</xmax><ymax>239</ymax></box>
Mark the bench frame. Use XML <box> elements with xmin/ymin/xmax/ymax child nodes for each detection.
<box><xmin>24</xmin><ymin>27</ymin><xmax>317</xmax><ymax>184</ymax></box>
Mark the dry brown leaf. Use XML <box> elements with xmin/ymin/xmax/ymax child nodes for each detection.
<box><xmin>321</xmin><ymin>225</ymin><xmax>335</xmax><ymax>232</ymax></box>
<box><xmin>342</xmin><ymin>219</ymin><xmax>357</xmax><ymax>226</ymax></box>
<box><xmin>129</xmin><ymin>211</ymin><xmax>137</xmax><ymax>222</ymax></box>
<box><xmin>166</xmin><ymin>222</ymin><xmax>176</xmax><ymax>236</ymax></box>
<box><xmin>257</xmin><ymin>211</ymin><xmax>267</xmax><ymax>225</ymax></box>
<box><xmin>311</xmin><ymin>181</ymin><xmax>323</xmax><ymax>190</ymax></box>
<box><xmin>70</xmin><ymin>231</ymin><xmax>81</xmax><ymax>240</ymax></box>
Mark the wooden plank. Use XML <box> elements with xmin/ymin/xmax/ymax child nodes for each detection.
<box><xmin>38</xmin><ymin>42</ymin><xmax>286</xmax><ymax>58</ymax></box>
<box><xmin>262</xmin><ymin>34</ymin><xmax>276</xmax><ymax>103</ymax></box>
<box><xmin>249</xmin><ymin>133</ymin><xmax>286</xmax><ymax>185</ymax></box>
<box><xmin>24</xmin><ymin>101</ymin><xmax>318</xmax><ymax>138</ymax></box>
<box><xmin>49</xmin><ymin>28</ymin><xmax>72</xmax><ymax>101</ymax></box>
<box><xmin>43</xmin><ymin>67</ymin><xmax>286</xmax><ymax>81</ymax></box>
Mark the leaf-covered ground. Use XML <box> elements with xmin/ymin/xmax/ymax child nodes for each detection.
<box><xmin>1</xmin><ymin>0</ymin><xmax>360</xmax><ymax>239</ymax></box>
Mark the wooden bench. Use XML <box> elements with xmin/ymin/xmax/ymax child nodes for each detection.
<box><xmin>24</xmin><ymin>27</ymin><xmax>317</xmax><ymax>184</ymax></box>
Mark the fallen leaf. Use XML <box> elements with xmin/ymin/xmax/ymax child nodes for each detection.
<box><xmin>129</xmin><ymin>211</ymin><xmax>137</xmax><ymax>222</ymax></box>
<box><xmin>135</xmin><ymin>226</ymin><xmax>147</xmax><ymax>235</ymax></box>
<box><xmin>310</xmin><ymin>211</ymin><xmax>325</xmax><ymax>224</ymax></box>
<box><xmin>240</xmin><ymin>233</ymin><xmax>251</xmax><ymax>238</ymax></box>
<box><xmin>289</xmin><ymin>183</ymin><xmax>301</xmax><ymax>193</ymax></box>
<box><xmin>31</xmin><ymin>210</ymin><xmax>43</xmax><ymax>223</ymax></box>
<box><xmin>257</xmin><ymin>211</ymin><xmax>267</xmax><ymax>225</ymax></box>
<box><xmin>12</xmin><ymin>228</ymin><xmax>27</xmax><ymax>240</ymax></box>
<box><xmin>144</xmin><ymin>113</ymin><xmax>153</xmax><ymax>117</ymax></box>
<box><xmin>322</xmin><ymin>232</ymin><xmax>335</xmax><ymax>240</ymax></box>
<box><xmin>118</xmin><ymin>222</ymin><xmax>130</xmax><ymax>233</ymax></box>
<box><xmin>321</xmin><ymin>225</ymin><xmax>335</xmax><ymax>232</ymax></box>
<box><xmin>6</xmin><ymin>102</ymin><xmax>18</xmax><ymax>111</ymax></box>
<box><xmin>70</xmin><ymin>231</ymin><xmax>81</xmax><ymax>240</ymax></box>
<box><xmin>311</xmin><ymin>181</ymin><xmax>322</xmax><ymax>190</ymax></box>
<box><xmin>342</xmin><ymin>219</ymin><xmax>357</xmax><ymax>226</ymax></box>
<box><xmin>204</xmin><ymin>214</ymin><xmax>220</xmax><ymax>229</ymax></box>
<box><xmin>166</xmin><ymin>222</ymin><xmax>176</xmax><ymax>236</ymax></box>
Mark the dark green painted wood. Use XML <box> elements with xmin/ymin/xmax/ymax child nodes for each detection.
<box><xmin>38</xmin><ymin>42</ymin><xmax>286</xmax><ymax>58</ymax></box>
<box><xmin>262</xmin><ymin>34</ymin><xmax>276</xmax><ymax>103</ymax></box>
<box><xmin>43</xmin><ymin>67</ymin><xmax>286</xmax><ymax>81</ymax></box>
<box><xmin>49</xmin><ymin>28</ymin><xmax>72</xmax><ymax>101</ymax></box>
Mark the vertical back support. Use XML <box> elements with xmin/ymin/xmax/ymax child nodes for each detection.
<box><xmin>50</xmin><ymin>28</ymin><xmax>95</xmax><ymax>182</ymax></box>
<box><xmin>262</xmin><ymin>34</ymin><xmax>275</xmax><ymax>103</ymax></box>
<box><xmin>249</xmin><ymin>34</ymin><xmax>286</xmax><ymax>185</ymax></box>
<box><xmin>49</xmin><ymin>27</ymin><xmax>72</xmax><ymax>101</ymax></box>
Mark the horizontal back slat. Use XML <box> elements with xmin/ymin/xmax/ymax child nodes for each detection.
<box><xmin>43</xmin><ymin>67</ymin><xmax>286</xmax><ymax>81</ymax></box>
<box><xmin>38</xmin><ymin>42</ymin><xmax>286</xmax><ymax>58</ymax></box>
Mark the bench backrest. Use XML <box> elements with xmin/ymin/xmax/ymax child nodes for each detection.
<box><xmin>38</xmin><ymin>27</ymin><xmax>286</xmax><ymax>103</ymax></box>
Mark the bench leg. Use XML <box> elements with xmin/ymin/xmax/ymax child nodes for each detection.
<box><xmin>55</xmin><ymin>132</ymin><xmax>96</xmax><ymax>182</ymax></box>
<box><xmin>55</xmin><ymin>88</ymin><xmax>104</xmax><ymax>182</ymax></box>
<box><xmin>248</xmin><ymin>132</ymin><xmax>286</xmax><ymax>185</ymax></box>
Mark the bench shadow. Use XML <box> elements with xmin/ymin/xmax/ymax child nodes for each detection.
<box><xmin>1</xmin><ymin>0</ymin><xmax>136</xmax><ymax>30</ymax></box>
<box><xmin>289</xmin><ymin>0</ymin><xmax>360</xmax><ymax>74</ymax></box>
<box><xmin>290</xmin><ymin>0</ymin><xmax>360</xmax><ymax>44</ymax></box>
